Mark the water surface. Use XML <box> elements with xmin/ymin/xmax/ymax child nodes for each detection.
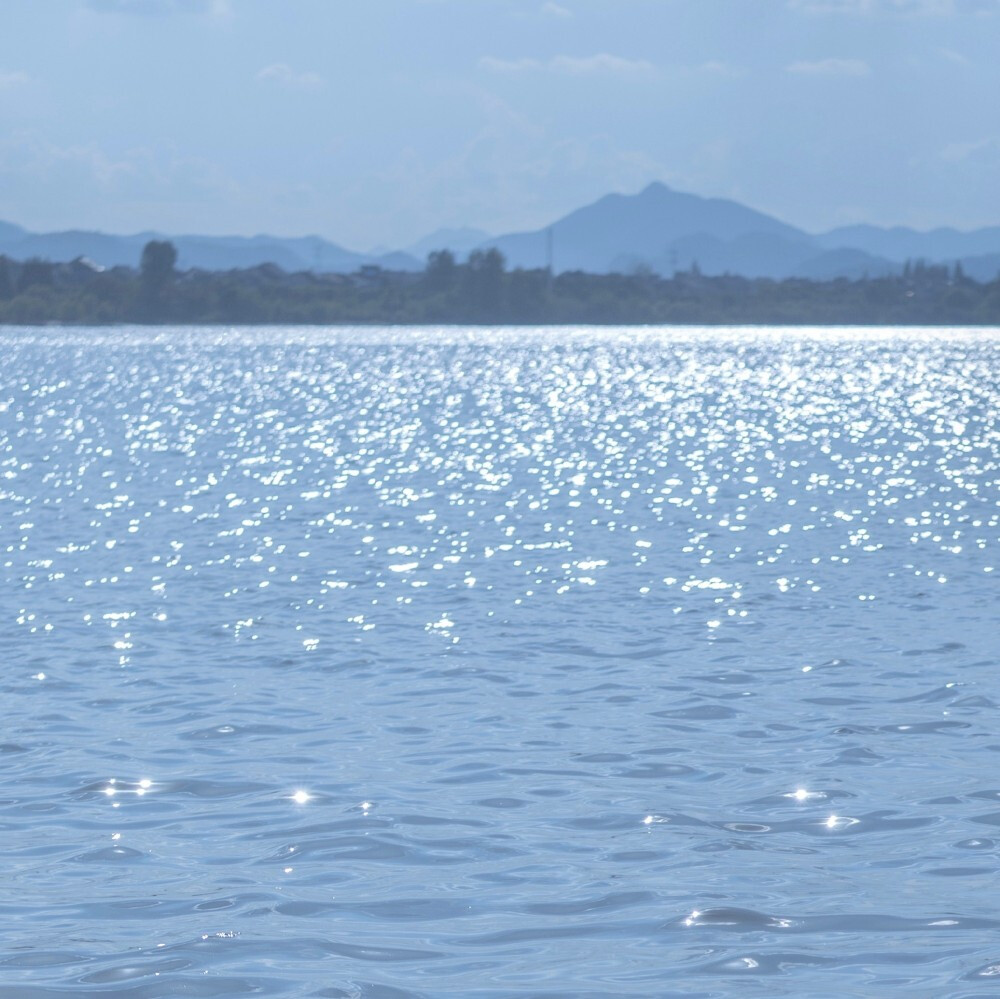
<box><xmin>1</xmin><ymin>325</ymin><xmax>998</xmax><ymax>997</ymax></box>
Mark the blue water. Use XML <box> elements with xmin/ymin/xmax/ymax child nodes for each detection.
<box><xmin>1</xmin><ymin>325</ymin><xmax>998</xmax><ymax>997</ymax></box>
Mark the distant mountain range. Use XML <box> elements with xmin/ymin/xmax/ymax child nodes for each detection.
<box><xmin>3</xmin><ymin>183</ymin><xmax>1000</xmax><ymax>281</ymax></box>
<box><xmin>481</xmin><ymin>184</ymin><xmax>1000</xmax><ymax>281</ymax></box>
<box><xmin>0</xmin><ymin>221</ymin><xmax>424</xmax><ymax>275</ymax></box>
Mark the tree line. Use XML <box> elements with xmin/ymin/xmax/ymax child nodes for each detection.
<box><xmin>1</xmin><ymin>240</ymin><xmax>999</xmax><ymax>326</ymax></box>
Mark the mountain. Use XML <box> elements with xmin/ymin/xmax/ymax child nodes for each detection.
<box><xmin>0</xmin><ymin>225</ymin><xmax>422</xmax><ymax>274</ymax></box>
<box><xmin>0</xmin><ymin>221</ymin><xmax>27</xmax><ymax>243</ymax></box>
<box><xmin>371</xmin><ymin>250</ymin><xmax>424</xmax><ymax>272</ymax></box>
<box><xmin>955</xmin><ymin>253</ymin><xmax>1000</xmax><ymax>283</ymax></box>
<box><xmin>479</xmin><ymin>182</ymin><xmax>1000</xmax><ymax>280</ymax></box>
<box><xmin>2</xmin><ymin>229</ymin><xmax>153</xmax><ymax>268</ymax></box>
<box><xmin>482</xmin><ymin>182</ymin><xmax>825</xmax><ymax>277</ymax></box>
<box><xmin>790</xmin><ymin>247</ymin><xmax>897</xmax><ymax>281</ymax></box>
<box><xmin>816</xmin><ymin>224</ymin><xmax>1000</xmax><ymax>263</ymax></box>
<box><xmin>3</xmin><ymin>183</ymin><xmax>1000</xmax><ymax>281</ymax></box>
<box><xmin>405</xmin><ymin>227</ymin><xmax>492</xmax><ymax>262</ymax></box>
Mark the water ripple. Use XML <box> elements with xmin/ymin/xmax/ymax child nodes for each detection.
<box><xmin>0</xmin><ymin>325</ymin><xmax>998</xmax><ymax>996</ymax></box>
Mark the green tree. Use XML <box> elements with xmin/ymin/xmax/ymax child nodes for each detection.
<box><xmin>464</xmin><ymin>248</ymin><xmax>506</xmax><ymax>312</ymax></box>
<box><xmin>424</xmin><ymin>249</ymin><xmax>457</xmax><ymax>292</ymax></box>
<box><xmin>140</xmin><ymin>240</ymin><xmax>178</xmax><ymax>286</ymax></box>
<box><xmin>138</xmin><ymin>240</ymin><xmax>178</xmax><ymax>320</ymax></box>
<box><xmin>17</xmin><ymin>258</ymin><xmax>54</xmax><ymax>294</ymax></box>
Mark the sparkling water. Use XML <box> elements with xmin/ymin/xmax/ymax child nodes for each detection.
<box><xmin>2</xmin><ymin>325</ymin><xmax>998</xmax><ymax>997</ymax></box>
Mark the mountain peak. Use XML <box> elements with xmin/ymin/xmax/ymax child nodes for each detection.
<box><xmin>0</xmin><ymin>220</ymin><xmax>29</xmax><ymax>242</ymax></box>
<box><xmin>484</xmin><ymin>181</ymin><xmax>813</xmax><ymax>276</ymax></box>
<box><xmin>406</xmin><ymin>226</ymin><xmax>493</xmax><ymax>260</ymax></box>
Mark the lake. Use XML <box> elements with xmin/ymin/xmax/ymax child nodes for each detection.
<box><xmin>1</xmin><ymin>325</ymin><xmax>998</xmax><ymax>997</ymax></box>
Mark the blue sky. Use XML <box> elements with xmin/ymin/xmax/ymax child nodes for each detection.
<box><xmin>2</xmin><ymin>0</ymin><xmax>999</xmax><ymax>249</ymax></box>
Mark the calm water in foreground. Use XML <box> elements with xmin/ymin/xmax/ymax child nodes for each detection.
<box><xmin>1</xmin><ymin>325</ymin><xmax>999</xmax><ymax>998</ymax></box>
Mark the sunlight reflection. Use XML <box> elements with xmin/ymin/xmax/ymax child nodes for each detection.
<box><xmin>824</xmin><ymin>814</ymin><xmax>859</xmax><ymax>830</ymax></box>
<box><xmin>786</xmin><ymin>788</ymin><xmax>825</xmax><ymax>802</ymax></box>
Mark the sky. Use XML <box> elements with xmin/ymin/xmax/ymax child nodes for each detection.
<box><xmin>2</xmin><ymin>0</ymin><xmax>999</xmax><ymax>251</ymax></box>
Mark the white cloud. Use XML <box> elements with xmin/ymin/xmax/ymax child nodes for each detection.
<box><xmin>256</xmin><ymin>63</ymin><xmax>325</xmax><ymax>91</ymax></box>
<box><xmin>0</xmin><ymin>131</ymin><xmax>242</xmax><ymax>231</ymax></box>
<box><xmin>699</xmin><ymin>60</ymin><xmax>741</xmax><ymax>78</ymax></box>
<box><xmin>940</xmin><ymin>136</ymin><xmax>1000</xmax><ymax>163</ymax></box>
<box><xmin>786</xmin><ymin>57</ymin><xmax>871</xmax><ymax>75</ymax></box>
<box><xmin>540</xmin><ymin>1</ymin><xmax>573</xmax><ymax>16</ymax></box>
<box><xmin>940</xmin><ymin>47</ymin><xmax>972</xmax><ymax>63</ymax></box>
<box><xmin>86</xmin><ymin>0</ymin><xmax>231</xmax><ymax>14</ymax></box>
<box><xmin>551</xmin><ymin>54</ymin><xmax>656</xmax><ymax>77</ymax></box>
<box><xmin>373</xmin><ymin>115</ymin><xmax>667</xmax><ymax>245</ymax></box>
<box><xmin>0</xmin><ymin>70</ymin><xmax>30</xmax><ymax>91</ymax></box>
<box><xmin>480</xmin><ymin>53</ymin><xmax>656</xmax><ymax>80</ymax></box>
<box><xmin>788</xmin><ymin>0</ymin><xmax>880</xmax><ymax>10</ymax></box>
<box><xmin>789</xmin><ymin>0</ymin><xmax>999</xmax><ymax>13</ymax></box>
<box><xmin>479</xmin><ymin>56</ymin><xmax>540</xmax><ymax>74</ymax></box>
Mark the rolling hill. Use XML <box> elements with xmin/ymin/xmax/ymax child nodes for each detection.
<box><xmin>3</xmin><ymin>183</ymin><xmax>999</xmax><ymax>281</ymax></box>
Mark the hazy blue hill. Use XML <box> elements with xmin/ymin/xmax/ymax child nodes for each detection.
<box><xmin>956</xmin><ymin>253</ymin><xmax>1000</xmax><ymax>283</ymax></box>
<box><xmin>406</xmin><ymin>227</ymin><xmax>492</xmax><ymax>261</ymax></box>
<box><xmin>0</xmin><ymin>221</ymin><xmax>28</xmax><ymax>244</ymax></box>
<box><xmin>817</xmin><ymin>224</ymin><xmax>1000</xmax><ymax>262</ymax></box>
<box><xmin>2</xmin><ymin>229</ymin><xmax>150</xmax><ymax>267</ymax></box>
<box><xmin>483</xmin><ymin>182</ymin><xmax>818</xmax><ymax>275</ymax></box>
<box><xmin>2</xmin><ymin>183</ymin><xmax>998</xmax><ymax>280</ymax></box>
<box><xmin>370</xmin><ymin>250</ymin><xmax>424</xmax><ymax>272</ymax></box>
<box><xmin>657</xmin><ymin>231</ymin><xmax>820</xmax><ymax>278</ymax></box>
<box><xmin>790</xmin><ymin>247</ymin><xmax>898</xmax><ymax>280</ymax></box>
<box><xmin>170</xmin><ymin>238</ymin><xmax>314</xmax><ymax>272</ymax></box>
<box><xmin>169</xmin><ymin>234</ymin><xmax>366</xmax><ymax>273</ymax></box>
<box><xmin>0</xmin><ymin>224</ymin><xmax>386</xmax><ymax>273</ymax></box>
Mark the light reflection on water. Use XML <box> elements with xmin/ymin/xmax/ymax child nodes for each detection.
<box><xmin>1</xmin><ymin>324</ymin><xmax>998</xmax><ymax>997</ymax></box>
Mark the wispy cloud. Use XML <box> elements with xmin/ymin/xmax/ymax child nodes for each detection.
<box><xmin>940</xmin><ymin>136</ymin><xmax>1000</xmax><ymax>162</ymax></box>
<box><xmin>550</xmin><ymin>54</ymin><xmax>656</xmax><ymax>77</ymax></box>
<box><xmin>480</xmin><ymin>53</ymin><xmax>656</xmax><ymax>80</ymax></box>
<box><xmin>479</xmin><ymin>57</ymin><xmax>535</xmax><ymax>74</ymax></box>
<box><xmin>86</xmin><ymin>0</ymin><xmax>231</xmax><ymax>15</ymax></box>
<box><xmin>940</xmin><ymin>47</ymin><xmax>970</xmax><ymax>64</ymax></box>
<box><xmin>0</xmin><ymin>134</ymin><xmax>268</xmax><ymax>241</ymax></box>
<box><xmin>372</xmin><ymin>109</ymin><xmax>668</xmax><ymax>245</ymax></box>
<box><xmin>256</xmin><ymin>63</ymin><xmax>325</xmax><ymax>91</ymax></box>
<box><xmin>699</xmin><ymin>60</ymin><xmax>741</xmax><ymax>78</ymax></box>
<box><xmin>0</xmin><ymin>70</ymin><xmax>30</xmax><ymax>91</ymax></box>
<box><xmin>540</xmin><ymin>1</ymin><xmax>573</xmax><ymax>16</ymax></box>
<box><xmin>0</xmin><ymin>131</ymin><xmax>239</xmax><ymax>201</ymax></box>
<box><xmin>789</xmin><ymin>0</ymin><xmax>999</xmax><ymax>14</ymax></box>
<box><xmin>787</xmin><ymin>57</ymin><xmax>871</xmax><ymax>75</ymax></box>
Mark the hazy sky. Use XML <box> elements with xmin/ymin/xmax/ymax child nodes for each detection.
<box><xmin>2</xmin><ymin>0</ymin><xmax>999</xmax><ymax>249</ymax></box>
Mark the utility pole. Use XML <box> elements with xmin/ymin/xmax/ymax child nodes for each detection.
<box><xmin>546</xmin><ymin>226</ymin><xmax>554</xmax><ymax>291</ymax></box>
